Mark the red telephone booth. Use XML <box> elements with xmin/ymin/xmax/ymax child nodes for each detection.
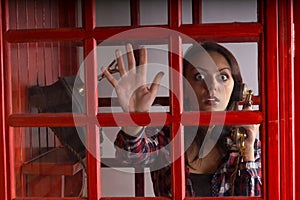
<box><xmin>0</xmin><ymin>0</ymin><xmax>297</xmax><ymax>200</ymax></box>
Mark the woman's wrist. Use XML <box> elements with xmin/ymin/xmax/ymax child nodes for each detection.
<box><xmin>122</xmin><ymin>126</ymin><xmax>144</xmax><ymax>137</ymax></box>
<box><xmin>242</xmin><ymin>145</ymin><xmax>255</xmax><ymax>162</ymax></box>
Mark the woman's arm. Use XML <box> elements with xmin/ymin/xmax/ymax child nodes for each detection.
<box><xmin>235</xmin><ymin>139</ymin><xmax>262</xmax><ymax>196</ymax></box>
<box><xmin>114</xmin><ymin>127</ymin><xmax>170</xmax><ymax>165</ymax></box>
<box><xmin>102</xmin><ymin>44</ymin><xmax>164</xmax><ymax>136</ymax></box>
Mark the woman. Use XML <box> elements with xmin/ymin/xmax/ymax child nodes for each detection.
<box><xmin>102</xmin><ymin>42</ymin><xmax>261</xmax><ymax>197</ymax></box>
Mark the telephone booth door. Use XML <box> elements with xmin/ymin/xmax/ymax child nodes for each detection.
<box><xmin>0</xmin><ymin>0</ymin><xmax>295</xmax><ymax>200</ymax></box>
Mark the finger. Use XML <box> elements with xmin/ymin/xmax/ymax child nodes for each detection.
<box><xmin>126</xmin><ymin>43</ymin><xmax>136</xmax><ymax>72</ymax></box>
<box><xmin>149</xmin><ymin>72</ymin><xmax>164</xmax><ymax>95</ymax></box>
<box><xmin>101</xmin><ymin>66</ymin><xmax>118</xmax><ymax>87</ymax></box>
<box><xmin>115</xmin><ymin>49</ymin><xmax>126</xmax><ymax>77</ymax></box>
<box><xmin>138</xmin><ymin>47</ymin><xmax>147</xmax><ymax>81</ymax></box>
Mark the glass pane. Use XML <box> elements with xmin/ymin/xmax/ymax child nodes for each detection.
<box><xmin>97</xmin><ymin>44</ymin><xmax>170</xmax><ymax>113</ymax></box>
<box><xmin>182</xmin><ymin>0</ymin><xmax>193</xmax><ymax>24</ymax></box>
<box><xmin>221</xmin><ymin>42</ymin><xmax>259</xmax><ymax>97</ymax></box>
<box><xmin>183</xmin><ymin>42</ymin><xmax>259</xmax><ymax>100</ymax></box>
<box><xmin>100</xmin><ymin>127</ymin><xmax>145</xmax><ymax>197</ymax></box>
<box><xmin>202</xmin><ymin>0</ymin><xmax>257</xmax><ymax>23</ymax></box>
<box><xmin>181</xmin><ymin>42</ymin><xmax>262</xmax><ymax>197</ymax></box>
<box><xmin>8</xmin><ymin>41</ymin><xmax>84</xmax><ymax>114</ymax></box>
<box><xmin>140</xmin><ymin>0</ymin><xmax>168</xmax><ymax>25</ymax></box>
<box><xmin>101</xmin><ymin>126</ymin><xmax>171</xmax><ymax>197</ymax></box>
<box><xmin>8</xmin><ymin>0</ymin><xmax>82</xmax><ymax>29</ymax></box>
<box><xmin>183</xmin><ymin>125</ymin><xmax>262</xmax><ymax>197</ymax></box>
<box><xmin>14</xmin><ymin>126</ymin><xmax>86</xmax><ymax>197</ymax></box>
<box><xmin>96</xmin><ymin>0</ymin><xmax>131</xmax><ymax>27</ymax></box>
<box><xmin>182</xmin><ymin>0</ymin><xmax>257</xmax><ymax>24</ymax></box>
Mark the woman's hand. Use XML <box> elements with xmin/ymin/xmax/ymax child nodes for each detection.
<box><xmin>241</xmin><ymin>104</ymin><xmax>260</xmax><ymax>161</ymax></box>
<box><xmin>102</xmin><ymin>43</ymin><xmax>164</xmax><ymax>113</ymax></box>
<box><xmin>102</xmin><ymin>44</ymin><xmax>164</xmax><ymax>135</ymax></box>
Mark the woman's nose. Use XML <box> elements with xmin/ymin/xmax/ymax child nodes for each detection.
<box><xmin>206</xmin><ymin>77</ymin><xmax>218</xmax><ymax>92</ymax></box>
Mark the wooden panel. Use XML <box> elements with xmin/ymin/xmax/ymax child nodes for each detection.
<box><xmin>26</xmin><ymin>171</ymin><xmax>84</xmax><ymax>197</ymax></box>
<box><xmin>3</xmin><ymin>0</ymin><xmax>81</xmax><ymax>198</ymax></box>
<box><xmin>7</xmin><ymin>0</ymin><xmax>79</xmax><ymax>30</ymax></box>
<box><xmin>22</xmin><ymin>148</ymin><xmax>83</xmax><ymax>176</ymax></box>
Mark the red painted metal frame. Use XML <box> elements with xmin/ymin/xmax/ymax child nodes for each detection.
<box><xmin>294</xmin><ymin>1</ymin><xmax>300</xmax><ymax>200</ymax></box>
<box><xmin>278</xmin><ymin>1</ymin><xmax>294</xmax><ymax>200</ymax></box>
<box><xmin>0</xmin><ymin>1</ymin><xmax>8</xmax><ymax>200</ymax></box>
<box><xmin>0</xmin><ymin>0</ymin><xmax>296</xmax><ymax>200</ymax></box>
<box><xmin>4</xmin><ymin>24</ymin><xmax>262</xmax><ymax>43</ymax></box>
<box><xmin>169</xmin><ymin>0</ymin><xmax>184</xmax><ymax>198</ymax></box>
<box><xmin>130</xmin><ymin>0</ymin><xmax>140</xmax><ymax>26</ymax></box>
<box><xmin>83</xmin><ymin>1</ymin><xmax>102</xmax><ymax>200</ymax></box>
<box><xmin>264</xmin><ymin>0</ymin><xmax>281</xmax><ymax>199</ymax></box>
<box><xmin>192</xmin><ymin>0</ymin><xmax>202</xmax><ymax>24</ymax></box>
<box><xmin>2</xmin><ymin>0</ymin><xmax>15</xmax><ymax>199</ymax></box>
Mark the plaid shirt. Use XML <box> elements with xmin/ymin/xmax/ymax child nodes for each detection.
<box><xmin>114</xmin><ymin>127</ymin><xmax>262</xmax><ymax>197</ymax></box>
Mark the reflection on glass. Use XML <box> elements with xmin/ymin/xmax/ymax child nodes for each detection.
<box><xmin>108</xmin><ymin>42</ymin><xmax>262</xmax><ymax>197</ymax></box>
<box><xmin>9</xmin><ymin>42</ymin><xmax>83</xmax><ymax>114</ymax></box>
<box><xmin>14</xmin><ymin>127</ymin><xmax>86</xmax><ymax>197</ymax></box>
<box><xmin>184</xmin><ymin>125</ymin><xmax>261</xmax><ymax>197</ymax></box>
<box><xmin>97</xmin><ymin>44</ymin><xmax>170</xmax><ymax>113</ymax></box>
<box><xmin>100</xmin><ymin>126</ymin><xmax>156</xmax><ymax>197</ymax></box>
<box><xmin>181</xmin><ymin>42</ymin><xmax>261</xmax><ymax>196</ymax></box>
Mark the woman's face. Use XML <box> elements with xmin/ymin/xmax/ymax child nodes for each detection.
<box><xmin>184</xmin><ymin>50</ymin><xmax>234</xmax><ymax>111</ymax></box>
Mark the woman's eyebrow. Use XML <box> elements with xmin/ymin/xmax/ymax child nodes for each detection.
<box><xmin>194</xmin><ymin>66</ymin><xmax>208</xmax><ymax>72</ymax></box>
<box><xmin>219</xmin><ymin>67</ymin><xmax>231</xmax><ymax>72</ymax></box>
<box><xmin>194</xmin><ymin>66</ymin><xmax>231</xmax><ymax>72</ymax></box>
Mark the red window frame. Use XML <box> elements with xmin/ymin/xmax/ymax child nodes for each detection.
<box><xmin>0</xmin><ymin>0</ymin><xmax>295</xmax><ymax>200</ymax></box>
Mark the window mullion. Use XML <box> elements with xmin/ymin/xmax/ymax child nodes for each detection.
<box><xmin>83</xmin><ymin>0</ymin><xmax>96</xmax><ymax>31</ymax></box>
<box><xmin>192</xmin><ymin>0</ymin><xmax>202</xmax><ymax>24</ymax></box>
<box><xmin>84</xmin><ymin>38</ymin><xmax>101</xmax><ymax>199</ymax></box>
<box><xmin>130</xmin><ymin>0</ymin><xmax>140</xmax><ymax>26</ymax></box>
<box><xmin>264</xmin><ymin>0</ymin><xmax>280</xmax><ymax>199</ymax></box>
<box><xmin>169</xmin><ymin>36</ymin><xmax>184</xmax><ymax>199</ymax></box>
<box><xmin>169</xmin><ymin>0</ymin><xmax>182</xmax><ymax>28</ymax></box>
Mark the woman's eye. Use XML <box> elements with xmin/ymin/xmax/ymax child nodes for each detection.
<box><xmin>195</xmin><ymin>73</ymin><xmax>205</xmax><ymax>81</ymax></box>
<box><xmin>219</xmin><ymin>74</ymin><xmax>229</xmax><ymax>81</ymax></box>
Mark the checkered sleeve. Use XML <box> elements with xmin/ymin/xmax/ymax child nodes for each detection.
<box><xmin>235</xmin><ymin>140</ymin><xmax>262</xmax><ymax>196</ymax></box>
<box><xmin>114</xmin><ymin>127</ymin><xmax>170</xmax><ymax>165</ymax></box>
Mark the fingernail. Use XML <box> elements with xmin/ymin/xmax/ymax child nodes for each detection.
<box><xmin>126</xmin><ymin>43</ymin><xmax>133</xmax><ymax>52</ymax></box>
<box><xmin>115</xmin><ymin>49</ymin><xmax>121</xmax><ymax>57</ymax></box>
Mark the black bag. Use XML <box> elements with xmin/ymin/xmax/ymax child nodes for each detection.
<box><xmin>29</xmin><ymin>76</ymin><xmax>87</xmax><ymax>170</ymax></box>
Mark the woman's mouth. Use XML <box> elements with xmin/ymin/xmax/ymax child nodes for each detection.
<box><xmin>204</xmin><ymin>96</ymin><xmax>220</xmax><ymax>105</ymax></box>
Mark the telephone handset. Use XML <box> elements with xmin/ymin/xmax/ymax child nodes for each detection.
<box><xmin>77</xmin><ymin>59</ymin><xmax>118</xmax><ymax>96</ymax></box>
<box><xmin>231</xmin><ymin>83</ymin><xmax>254</xmax><ymax>157</ymax></box>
